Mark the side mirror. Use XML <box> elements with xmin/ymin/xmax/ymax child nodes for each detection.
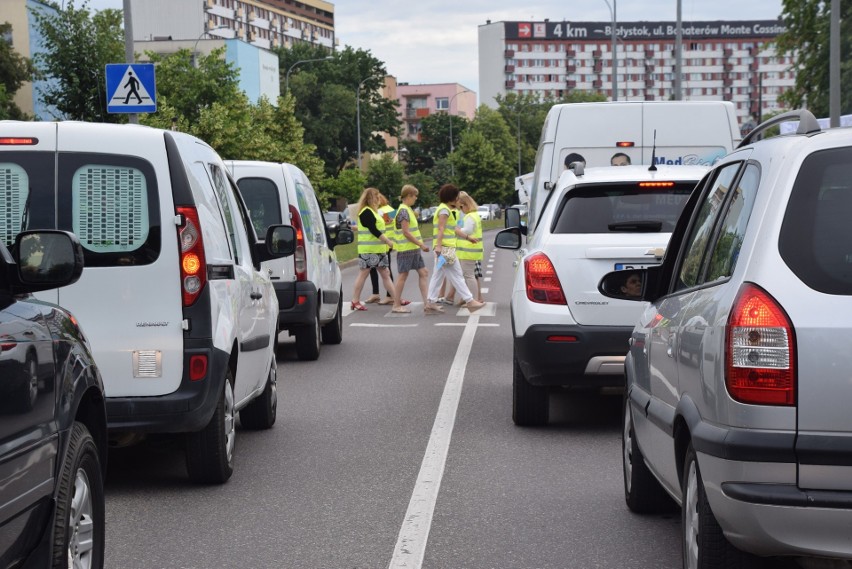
<box><xmin>335</xmin><ymin>226</ymin><xmax>354</xmax><ymax>247</ymax></box>
<box><xmin>504</xmin><ymin>206</ymin><xmax>521</xmax><ymax>229</ymax></box>
<box><xmin>599</xmin><ymin>266</ymin><xmax>664</xmax><ymax>302</ymax></box>
<box><xmin>494</xmin><ymin>227</ymin><xmax>522</xmax><ymax>250</ymax></box>
<box><xmin>12</xmin><ymin>231</ymin><xmax>85</xmax><ymax>293</ymax></box>
<box><xmin>256</xmin><ymin>224</ymin><xmax>296</xmax><ymax>262</ymax></box>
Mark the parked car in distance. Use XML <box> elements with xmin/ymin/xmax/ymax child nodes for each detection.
<box><xmin>419</xmin><ymin>206</ymin><xmax>436</xmax><ymax>224</ymax></box>
<box><xmin>0</xmin><ymin>230</ymin><xmax>107</xmax><ymax>568</ymax></box>
<box><xmin>599</xmin><ymin>110</ymin><xmax>852</xmax><ymax>568</ymax></box>
<box><xmin>477</xmin><ymin>205</ymin><xmax>493</xmax><ymax>221</ymax></box>
<box><xmin>228</xmin><ymin>161</ymin><xmax>354</xmax><ymax>361</ymax></box>
<box><xmin>324</xmin><ymin>211</ymin><xmax>344</xmax><ymax>232</ymax></box>
<box><xmin>0</xmin><ymin>121</ymin><xmax>294</xmax><ymax>484</ymax></box>
<box><xmin>495</xmin><ymin>162</ymin><xmax>707</xmax><ymax>426</ymax></box>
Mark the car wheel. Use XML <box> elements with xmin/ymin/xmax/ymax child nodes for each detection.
<box><xmin>240</xmin><ymin>360</ymin><xmax>277</xmax><ymax>430</ymax></box>
<box><xmin>623</xmin><ymin>397</ymin><xmax>675</xmax><ymax>513</ymax></box>
<box><xmin>186</xmin><ymin>369</ymin><xmax>235</xmax><ymax>484</ymax></box>
<box><xmin>321</xmin><ymin>292</ymin><xmax>344</xmax><ymax>345</ymax></box>
<box><xmin>682</xmin><ymin>442</ymin><xmax>759</xmax><ymax>569</ymax></box>
<box><xmin>512</xmin><ymin>351</ymin><xmax>548</xmax><ymax>426</ymax></box>
<box><xmin>52</xmin><ymin>421</ymin><xmax>105</xmax><ymax>569</ymax></box>
<box><xmin>295</xmin><ymin>312</ymin><xmax>321</xmax><ymax>361</ymax></box>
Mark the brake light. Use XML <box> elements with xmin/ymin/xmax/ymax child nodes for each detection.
<box><xmin>189</xmin><ymin>354</ymin><xmax>208</xmax><ymax>381</ymax></box>
<box><xmin>177</xmin><ymin>206</ymin><xmax>207</xmax><ymax>307</ymax></box>
<box><xmin>616</xmin><ymin>141</ymin><xmax>635</xmax><ymax>147</ymax></box>
<box><xmin>289</xmin><ymin>204</ymin><xmax>307</xmax><ymax>281</ymax></box>
<box><xmin>639</xmin><ymin>181</ymin><xmax>675</xmax><ymax>188</ymax></box>
<box><xmin>0</xmin><ymin>137</ymin><xmax>38</xmax><ymax>145</ymax></box>
<box><xmin>524</xmin><ymin>252</ymin><xmax>566</xmax><ymax>304</ymax></box>
<box><xmin>725</xmin><ymin>283</ymin><xmax>795</xmax><ymax>406</ymax></box>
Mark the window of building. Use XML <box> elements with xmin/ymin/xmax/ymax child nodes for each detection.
<box><xmin>435</xmin><ymin>97</ymin><xmax>449</xmax><ymax>110</ymax></box>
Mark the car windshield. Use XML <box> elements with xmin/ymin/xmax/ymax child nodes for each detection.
<box><xmin>551</xmin><ymin>182</ymin><xmax>696</xmax><ymax>234</ymax></box>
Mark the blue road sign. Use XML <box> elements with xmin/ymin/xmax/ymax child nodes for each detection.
<box><xmin>106</xmin><ymin>63</ymin><xmax>156</xmax><ymax>114</ymax></box>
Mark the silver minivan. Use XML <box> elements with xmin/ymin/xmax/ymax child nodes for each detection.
<box><xmin>599</xmin><ymin>110</ymin><xmax>852</xmax><ymax>567</ymax></box>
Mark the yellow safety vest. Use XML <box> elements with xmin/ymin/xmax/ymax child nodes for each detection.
<box><xmin>357</xmin><ymin>207</ymin><xmax>387</xmax><ymax>254</ymax></box>
<box><xmin>456</xmin><ymin>212</ymin><xmax>483</xmax><ymax>260</ymax></box>
<box><xmin>394</xmin><ymin>204</ymin><xmax>422</xmax><ymax>252</ymax></box>
<box><xmin>432</xmin><ymin>203</ymin><xmax>457</xmax><ymax>248</ymax></box>
<box><xmin>378</xmin><ymin>205</ymin><xmax>396</xmax><ymax>244</ymax></box>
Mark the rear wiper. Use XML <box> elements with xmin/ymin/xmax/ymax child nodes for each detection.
<box><xmin>608</xmin><ymin>221</ymin><xmax>663</xmax><ymax>232</ymax></box>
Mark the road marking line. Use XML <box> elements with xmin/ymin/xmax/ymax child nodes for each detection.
<box><xmin>388</xmin><ymin>314</ymin><xmax>480</xmax><ymax>569</ymax></box>
<box><xmin>435</xmin><ymin>322</ymin><xmax>499</xmax><ymax>327</ymax></box>
<box><xmin>350</xmin><ymin>323</ymin><xmax>419</xmax><ymax>328</ymax></box>
<box><xmin>484</xmin><ymin>277</ymin><xmax>492</xmax><ymax>282</ymax></box>
<box><xmin>481</xmin><ymin>287</ymin><xmax>489</xmax><ymax>294</ymax></box>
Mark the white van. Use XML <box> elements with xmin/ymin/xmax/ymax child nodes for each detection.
<box><xmin>527</xmin><ymin>101</ymin><xmax>741</xmax><ymax>231</ymax></box>
<box><xmin>0</xmin><ymin>121</ymin><xmax>295</xmax><ymax>483</ymax></box>
<box><xmin>226</xmin><ymin>161</ymin><xmax>353</xmax><ymax>361</ymax></box>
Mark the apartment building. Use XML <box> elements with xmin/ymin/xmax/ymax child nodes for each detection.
<box><xmin>479</xmin><ymin>19</ymin><xmax>793</xmax><ymax>126</ymax></box>
<box><xmin>396</xmin><ymin>83</ymin><xmax>477</xmax><ymax>141</ymax></box>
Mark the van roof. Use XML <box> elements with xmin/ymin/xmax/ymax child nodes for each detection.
<box><xmin>559</xmin><ymin>164</ymin><xmax>708</xmax><ymax>188</ymax></box>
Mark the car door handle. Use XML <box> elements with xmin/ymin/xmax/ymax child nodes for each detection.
<box><xmin>250</xmin><ymin>292</ymin><xmax>263</xmax><ymax>300</ymax></box>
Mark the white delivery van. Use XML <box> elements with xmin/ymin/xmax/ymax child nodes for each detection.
<box><xmin>226</xmin><ymin>161</ymin><xmax>353</xmax><ymax>361</ymax></box>
<box><xmin>0</xmin><ymin>121</ymin><xmax>295</xmax><ymax>483</ymax></box>
<box><xmin>527</xmin><ymin>101</ymin><xmax>741</xmax><ymax>232</ymax></box>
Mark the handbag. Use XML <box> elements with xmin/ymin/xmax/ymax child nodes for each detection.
<box><xmin>443</xmin><ymin>247</ymin><xmax>457</xmax><ymax>265</ymax></box>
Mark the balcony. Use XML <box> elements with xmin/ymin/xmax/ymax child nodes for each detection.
<box><xmin>749</xmin><ymin>46</ymin><xmax>759</xmax><ymax>56</ymax></box>
<box><xmin>645</xmin><ymin>95</ymin><xmax>656</xmax><ymax>101</ymax></box>
<box><xmin>644</xmin><ymin>63</ymin><xmax>655</xmax><ymax>72</ymax></box>
<box><xmin>750</xmin><ymin>60</ymin><xmax>759</xmax><ymax>71</ymax></box>
<box><xmin>505</xmin><ymin>65</ymin><xmax>515</xmax><ymax>73</ymax></box>
<box><xmin>504</xmin><ymin>49</ymin><xmax>515</xmax><ymax>58</ymax></box>
<box><xmin>750</xmin><ymin>75</ymin><xmax>760</xmax><ymax>86</ymax></box>
<box><xmin>645</xmin><ymin>49</ymin><xmax>654</xmax><ymax>59</ymax></box>
<box><xmin>593</xmin><ymin>61</ymin><xmax>603</xmax><ymax>73</ymax></box>
<box><xmin>592</xmin><ymin>49</ymin><xmax>602</xmax><ymax>58</ymax></box>
<box><xmin>645</xmin><ymin>79</ymin><xmax>655</xmax><ymax>87</ymax></box>
<box><xmin>566</xmin><ymin>49</ymin><xmax>576</xmax><ymax>57</ymax></box>
<box><xmin>404</xmin><ymin>108</ymin><xmax>430</xmax><ymax>120</ymax></box>
<box><xmin>723</xmin><ymin>48</ymin><xmax>733</xmax><ymax>58</ymax></box>
<box><xmin>505</xmin><ymin>79</ymin><xmax>516</xmax><ymax>89</ymax></box>
<box><xmin>592</xmin><ymin>79</ymin><xmax>603</xmax><ymax>88</ymax></box>
<box><xmin>723</xmin><ymin>63</ymin><xmax>733</xmax><ymax>72</ymax></box>
<box><xmin>723</xmin><ymin>77</ymin><xmax>733</xmax><ymax>87</ymax></box>
<box><xmin>566</xmin><ymin>79</ymin><xmax>577</xmax><ymax>88</ymax></box>
<box><xmin>723</xmin><ymin>92</ymin><xmax>733</xmax><ymax>101</ymax></box>
<box><xmin>566</xmin><ymin>64</ymin><xmax>576</xmax><ymax>73</ymax></box>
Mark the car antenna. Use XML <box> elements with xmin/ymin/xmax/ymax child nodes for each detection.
<box><xmin>648</xmin><ymin>129</ymin><xmax>658</xmax><ymax>172</ymax></box>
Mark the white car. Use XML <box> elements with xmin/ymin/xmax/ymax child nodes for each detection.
<box><xmin>0</xmin><ymin>121</ymin><xmax>294</xmax><ymax>483</ymax></box>
<box><xmin>599</xmin><ymin>110</ymin><xmax>852</xmax><ymax>567</ymax></box>
<box><xmin>495</xmin><ymin>163</ymin><xmax>707</xmax><ymax>426</ymax></box>
<box><xmin>227</xmin><ymin>161</ymin><xmax>353</xmax><ymax>361</ymax></box>
<box><xmin>477</xmin><ymin>205</ymin><xmax>493</xmax><ymax>221</ymax></box>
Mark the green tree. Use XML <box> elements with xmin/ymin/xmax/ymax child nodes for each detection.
<box><xmin>470</xmin><ymin>104</ymin><xmax>516</xmax><ymax>177</ymax></box>
<box><xmin>417</xmin><ymin>111</ymin><xmax>470</xmax><ymax>164</ymax></box>
<box><xmin>278</xmin><ymin>44</ymin><xmax>402</xmax><ymax>176</ymax></box>
<box><xmin>0</xmin><ymin>22</ymin><xmax>35</xmax><ymax>119</ymax></box>
<box><xmin>452</xmin><ymin>130</ymin><xmax>513</xmax><ymax>205</ymax></box>
<box><xmin>144</xmin><ymin>48</ymin><xmax>240</xmax><ymax>126</ymax></box>
<box><xmin>322</xmin><ymin>167</ymin><xmax>367</xmax><ymax>209</ymax></box>
<box><xmin>366</xmin><ymin>154</ymin><xmax>405</xmax><ymax>204</ymax></box>
<box><xmin>404</xmin><ymin>171</ymin><xmax>437</xmax><ymax>207</ymax></box>
<box><xmin>32</xmin><ymin>1</ymin><xmax>124</xmax><ymax>121</ymax></box>
<box><xmin>777</xmin><ymin>0</ymin><xmax>852</xmax><ymax>116</ymax></box>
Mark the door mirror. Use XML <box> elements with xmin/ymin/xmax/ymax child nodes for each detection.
<box><xmin>257</xmin><ymin>225</ymin><xmax>296</xmax><ymax>261</ymax></box>
<box><xmin>494</xmin><ymin>227</ymin><xmax>522</xmax><ymax>250</ymax></box>
<box><xmin>12</xmin><ymin>231</ymin><xmax>85</xmax><ymax>292</ymax></box>
<box><xmin>335</xmin><ymin>226</ymin><xmax>354</xmax><ymax>246</ymax></box>
<box><xmin>598</xmin><ymin>266</ymin><xmax>664</xmax><ymax>302</ymax></box>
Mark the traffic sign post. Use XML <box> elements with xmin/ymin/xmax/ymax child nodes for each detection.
<box><xmin>106</xmin><ymin>63</ymin><xmax>157</xmax><ymax>114</ymax></box>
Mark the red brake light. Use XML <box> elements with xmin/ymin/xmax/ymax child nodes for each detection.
<box><xmin>616</xmin><ymin>141</ymin><xmax>635</xmax><ymax>147</ymax></box>
<box><xmin>289</xmin><ymin>204</ymin><xmax>307</xmax><ymax>281</ymax></box>
<box><xmin>524</xmin><ymin>252</ymin><xmax>566</xmax><ymax>305</ymax></box>
<box><xmin>177</xmin><ymin>206</ymin><xmax>207</xmax><ymax>307</ymax></box>
<box><xmin>0</xmin><ymin>137</ymin><xmax>38</xmax><ymax>145</ymax></box>
<box><xmin>725</xmin><ymin>283</ymin><xmax>795</xmax><ymax>406</ymax></box>
<box><xmin>189</xmin><ymin>354</ymin><xmax>208</xmax><ymax>381</ymax></box>
<box><xmin>639</xmin><ymin>181</ymin><xmax>675</xmax><ymax>188</ymax></box>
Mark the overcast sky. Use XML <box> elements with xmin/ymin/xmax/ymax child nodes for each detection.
<box><xmin>88</xmin><ymin>0</ymin><xmax>784</xmax><ymax>97</ymax></box>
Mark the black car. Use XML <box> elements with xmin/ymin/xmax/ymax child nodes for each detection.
<box><xmin>0</xmin><ymin>231</ymin><xmax>106</xmax><ymax>569</ymax></box>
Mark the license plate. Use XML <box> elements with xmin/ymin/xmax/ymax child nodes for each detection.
<box><xmin>614</xmin><ymin>263</ymin><xmax>656</xmax><ymax>270</ymax></box>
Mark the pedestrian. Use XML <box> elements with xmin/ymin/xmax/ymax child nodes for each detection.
<box><xmin>564</xmin><ymin>152</ymin><xmax>586</xmax><ymax>171</ymax></box>
<box><xmin>426</xmin><ymin>184</ymin><xmax>485</xmax><ymax>314</ymax></box>
<box><xmin>365</xmin><ymin>194</ymin><xmax>397</xmax><ymax>305</ymax></box>
<box><xmin>456</xmin><ymin>191</ymin><xmax>485</xmax><ymax>303</ymax></box>
<box><xmin>611</xmin><ymin>152</ymin><xmax>631</xmax><ymax>166</ymax></box>
<box><xmin>391</xmin><ymin>184</ymin><xmax>430</xmax><ymax>313</ymax></box>
<box><xmin>350</xmin><ymin>188</ymin><xmax>399</xmax><ymax>312</ymax></box>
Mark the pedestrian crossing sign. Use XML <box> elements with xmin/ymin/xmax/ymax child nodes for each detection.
<box><xmin>105</xmin><ymin>63</ymin><xmax>156</xmax><ymax>114</ymax></box>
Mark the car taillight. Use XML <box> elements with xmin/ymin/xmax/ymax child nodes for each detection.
<box><xmin>177</xmin><ymin>206</ymin><xmax>207</xmax><ymax>307</ymax></box>
<box><xmin>289</xmin><ymin>204</ymin><xmax>307</xmax><ymax>281</ymax></box>
<box><xmin>524</xmin><ymin>252</ymin><xmax>566</xmax><ymax>305</ymax></box>
<box><xmin>725</xmin><ymin>283</ymin><xmax>795</xmax><ymax>406</ymax></box>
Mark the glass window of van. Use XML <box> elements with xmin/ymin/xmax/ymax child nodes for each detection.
<box><xmin>209</xmin><ymin>164</ymin><xmax>242</xmax><ymax>263</ymax></box>
<box><xmin>0</xmin><ymin>163</ymin><xmax>30</xmax><ymax>246</ymax></box>
<box><xmin>235</xmin><ymin>177</ymin><xmax>281</xmax><ymax>239</ymax></box>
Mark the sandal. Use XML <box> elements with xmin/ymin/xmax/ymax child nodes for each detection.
<box><xmin>391</xmin><ymin>307</ymin><xmax>411</xmax><ymax>314</ymax></box>
<box><xmin>350</xmin><ymin>301</ymin><xmax>367</xmax><ymax>311</ymax></box>
<box><xmin>364</xmin><ymin>294</ymin><xmax>381</xmax><ymax>304</ymax></box>
<box><xmin>424</xmin><ymin>304</ymin><xmax>445</xmax><ymax>315</ymax></box>
<box><xmin>401</xmin><ymin>299</ymin><xmax>411</xmax><ymax>306</ymax></box>
<box><xmin>377</xmin><ymin>297</ymin><xmax>393</xmax><ymax>305</ymax></box>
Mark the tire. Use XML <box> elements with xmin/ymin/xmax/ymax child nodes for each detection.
<box><xmin>321</xmin><ymin>292</ymin><xmax>344</xmax><ymax>345</ymax></box>
<box><xmin>622</xmin><ymin>397</ymin><xmax>675</xmax><ymax>513</ymax></box>
<box><xmin>295</xmin><ymin>312</ymin><xmax>321</xmax><ymax>361</ymax></box>
<box><xmin>512</xmin><ymin>352</ymin><xmax>549</xmax><ymax>426</ymax></box>
<box><xmin>52</xmin><ymin>422</ymin><xmax>105</xmax><ymax>569</ymax></box>
<box><xmin>682</xmin><ymin>443</ymin><xmax>760</xmax><ymax>569</ymax></box>
<box><xmin>240</xmin><ymin>361</ymin><xmax>277</xmax><ymax>430</ymax></box>
<box><xmin>186</xmin><ymin>369</ymin><xmax>235</xmax><ymax>484</ymax></box>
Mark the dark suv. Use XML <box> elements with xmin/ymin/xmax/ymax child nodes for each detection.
<box><xmin>0</xmin><ymin>231</ymin><xmax>106</xmax><ymax>569</ymax></box>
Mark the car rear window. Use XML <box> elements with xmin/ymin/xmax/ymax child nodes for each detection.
<box><xmin>235</xmin><ymin>177</ymin><xmax>282</xmax><ymax>238</ymax></box>
<box><xmin>550</xmin><ymin>182</ymin><xmax>696</xmax><ymax>234</ymax></box>
<box><xmin>780</xmin><ymin>146</ymin><xmax>852</xmax><ymax>294</ymax></box>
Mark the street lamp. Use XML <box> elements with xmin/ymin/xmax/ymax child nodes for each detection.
<box><xmin>356</xmin><ymin>77</ymin><xmax>370</xmax><ymax>170</ymax></box>
<box><xmin>448</xmin><ymin>89</ymin><xmax>471</xmax><ymax>177</ymax></box>
<box><xmin>192</xmin><ymin>26</ymin><xmax>228</xmax><ymax>67</ymax></box>
<box><xmin>603</xmin><ymin>0</ymin><xmax>617</xmax><ymax>101</ymax></box>
<box><xmin>285</xmin><ymin>56</ymin><xmax>333</xmax><ymax>93</ymax></box>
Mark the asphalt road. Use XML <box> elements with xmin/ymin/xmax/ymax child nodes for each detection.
<box><xmin>104</xmin><ymin>235</ymin><xmax>683</xmax><ymax>569</ymax></box>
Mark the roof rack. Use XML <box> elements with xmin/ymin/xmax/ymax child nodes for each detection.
<box><xmin>738</xmin><ymin>109</ymin><xmax>821</xmax><ymax>148</ymax></box>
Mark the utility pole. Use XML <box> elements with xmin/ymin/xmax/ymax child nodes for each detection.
<box><xmin>830</xmin><ymin>0</ymin><xmax>840</xmax><ymax>127</ymax></box>
<box><xmin>674</xmin><ymin>0</ymin><xmax>683</xmax><ymax>100</ymax></box>
<box><xmin>122</xmin><ymin>0</ymin><xmax>137</xmax><ymax>124</ymax></box>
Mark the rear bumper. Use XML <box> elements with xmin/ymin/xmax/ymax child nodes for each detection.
<box><xmin>514</xmin><ymin>323</ymin><xmax>631</xmax><ymax>388</ymax></box>
<box><xmin>274</xmin><ymin>281</ymin><xmax>319</xmax><ymax>329</ymax></box>
<box><xmin>105</xmin><ymin>341</ymin><xmax>228</xmax><ymax>433</ymax></box>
